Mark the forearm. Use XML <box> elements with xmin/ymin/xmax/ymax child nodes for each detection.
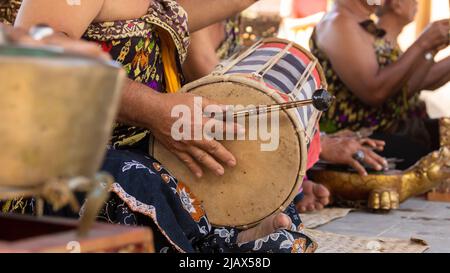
<box><xmin>15</xmin><ymin>0</ymin><xmax>103</xmax><ymax>38</ymax></box>
<box><xmin>116</xmin><ymin>78</ymin><xmax>160</xmax><ymax>129</ymax></box>
<box><xmin>421</xmin><ymin>56</ymin><xmax>450</xmax><ymax>90</ymax></box>
<box><xmin>178</xmin><ymin>0</ymin><xmax>258</xmax><ymax>32</ymax></box>
<box><xmin>182</xmin><ymin>30</ymin><xmax>220</xmax><ymax>82</ymax></box>
<box><xmin>407</xmin><ymin>57</ymin><xmax>434</xmax><ymax>95</ymax></box>
<box><xmin>325</xmin><ymin>29</ymin><xmax>428</xmax><ymax>106</ymax></box>
<box><xmin>183</xmin><ymin>53</ymin><xmax>219</xmax><ymax>82</ymax></box>
<box><xmin>365</xmin><ymin>44</ymin><xmax>427</xmax><ymax>105</ymax></box>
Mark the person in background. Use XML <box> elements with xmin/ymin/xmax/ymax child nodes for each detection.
<box><xmin>311</xmin><ymin>0</ymin><xmax>449</xmax><ymax>170</ymax></box>
<box><xmin>377</xmin><ymin>0</ymin><xmax>450</xmax><ymax>95</ymax></box>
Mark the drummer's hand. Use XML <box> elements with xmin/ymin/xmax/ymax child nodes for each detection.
<box><xmin>145</xmin><ymin>92</ymin><xmax>238</xmax><ymax>178</ymax></box>
<box><xmin>320</xmin><ymin>136</ymin><xmax>388</xmax><ymax>176</ymax></box>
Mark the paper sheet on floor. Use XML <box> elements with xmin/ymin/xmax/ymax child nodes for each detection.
<box><xmin>306</xmin><ymin>229</ymin><xmax>429</xmax><ymax>253</ymax></box>
<box><xmin>300</xmin><ymin>208</ymin><xmax>352</xmax><ymax>229</ymax></box>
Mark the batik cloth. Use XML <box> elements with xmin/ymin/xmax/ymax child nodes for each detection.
<box><xmin>310</xmin><ymin>19</ymin><xmax>425</xmax><ymax>134</ymax></box>
<box><xmin>0</xmin><ymin>0</ymin><xmax>317</xmax><ymax>253</ymax></box>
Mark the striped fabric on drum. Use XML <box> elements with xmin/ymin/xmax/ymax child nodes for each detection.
<box><xmin>224</xmin><ymin>45</ymin><xmax>321</xmax><ymax>136</ymax></box>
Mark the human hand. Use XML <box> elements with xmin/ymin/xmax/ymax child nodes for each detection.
<box><xmin>144</xmin><ymin>92</ymin><xmax>239</xmax><ymax>178</ymax></box>
<box><xmin>417</xmin><ymin>19</ymin><xmax>449</xmax><ymax>52</ymax></box>
<box><xmin>320</xmin><ymin>136</ymin><xmax>388</xmax><ymax>176</ymax></box>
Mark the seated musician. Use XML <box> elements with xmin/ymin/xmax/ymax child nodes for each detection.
<box><xmin>377</xmin><ymin>0</ymin><xmax>450</xmax><ymax>95</ymax></box>
<box><xmin>4</xmin><ymin>0</ymin><xmax>320</xmax><ymax>253</ymax></box>
<box><xmin>183</xmin><ymin>13</ymin><xmax>388</xmax><ymax>213</ymax></box>
<box><xmin>310</xmin><ymin>0</ymin><xmax>449</xmax><ymax>170</ymax></box>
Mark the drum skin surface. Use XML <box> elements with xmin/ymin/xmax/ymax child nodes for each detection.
<box><xmin>152</xmin><ymin>78</ymin><xmax>307</xmax><ymax>228</ymax></box>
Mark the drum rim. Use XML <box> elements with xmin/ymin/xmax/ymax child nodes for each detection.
<box><xmin>177</xmin><ymin>75</ymin><xmax>308</xmax><ymax>228</ymax></box>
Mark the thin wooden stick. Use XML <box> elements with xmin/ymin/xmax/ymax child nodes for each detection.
<box><xmin>232</xmin><ymin>99</ymin><xmax>314</xmax><ymax>119</ymax></box>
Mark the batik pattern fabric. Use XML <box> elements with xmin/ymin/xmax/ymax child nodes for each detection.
<box><xmin>310</xmin><ymin>20</ymin><xmax>423</xmax><ymax>134</ymax></box>
<box><xmin>95</xmin><ymin>149</ymin><xmax>317</xmax><ymax>253</ymax></box>
<box><xmin>1</xmin><ymin>197</ymin><xmax>34</xmax><ymax>214</ymax></box>
<box><xmin>216</xmin><ymin>15</ymin><xmax>242</xmax><ymax>60</ymax></box>
<box><xmin>0</xmin><ymin>0</ymin><xmax>20</xmax><ymax>25</ymax></box>
<box><xmin>83</xmin><ymin>0</ymin><xmax>189</xmax><ymax>148</ymax></box>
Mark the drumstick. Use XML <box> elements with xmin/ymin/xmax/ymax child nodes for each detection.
<box><xmin>231</xmin><ymin>89</ymin><xmax>334</xmax><ymax>119</ymax></box>
<box><xmin>233</xmin><ymin>100</ymin><xmax>314</xmax><ymax>119</ymax></box>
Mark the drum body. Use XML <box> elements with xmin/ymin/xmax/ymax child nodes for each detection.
<box><xmin>152</xmin><ymin>38</ymin><xmax>326</xmax><ymax>228</ymax></box>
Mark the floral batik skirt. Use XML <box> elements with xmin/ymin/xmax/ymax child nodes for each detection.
<box><xmin>1</xmin><ymin>148</ymin><xmax>317</xmax><ymax>253</ymax></box>
<box><xmin>95</xmin><ymin>148</ymin><xmax>317</xmax><ymax>253</ymax></box>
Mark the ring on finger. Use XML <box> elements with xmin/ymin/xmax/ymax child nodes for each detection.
<box><xmin>352</xmin><ymin>150</ymin><xmax>365</xmax><ymax>163</ymax></box>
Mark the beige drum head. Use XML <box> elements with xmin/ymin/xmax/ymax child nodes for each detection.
<box><xmin>151</xmin><ymin>77</ymin><xmax>307</xmax><ymax>228</ymax></box>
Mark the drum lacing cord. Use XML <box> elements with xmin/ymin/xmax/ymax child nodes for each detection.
<box><xmin>215</xmin><ymin>39</ymin><xmax>263</xmax><ymax>75</ymax></box>
<box><xmin>253</xmin><ymin>41</ymin><xmax>294</xmax><ymax>79</ymax></box>
<box><xmin>291</xmin><ymin>58</ymin><xmax>318</xmax><ymax>99</ymax></box>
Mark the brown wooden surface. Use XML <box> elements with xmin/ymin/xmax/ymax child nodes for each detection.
<box><xmin>427</xmin><ymin>191</ymin><xmax>450</xmax><ymax>203</ymax></box>
<box><xmin>0</xmin><ymin>214</ymin><xmax>154</xmax><ymax>253</ymax></box>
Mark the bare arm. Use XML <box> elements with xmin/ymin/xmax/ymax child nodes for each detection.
<box><xmin>177</xmin><ymin>0</ymin><xmax>257</xmax><ymax>32</ymax></box>
<box><xmin>420</xmin><ymin>56</ymin><xmax>450</xmax><ymax>91</ymax></box>
<box><xmin>16</xmin><ymin>0</ymin><xmax>258</xmax><ymax>36</ymax></box>
<box><xmin>405</xmin><ymin>55</ymin><xmax>435</xmax><ymax>95</ymax></box>
<box><xmin>14</xmin><ymin>0</ymin><xmax>160</xmax><ymax>129</ymax></box>
<box><xmin>15</xmin><ymin>0</ymin><xmax>103</xmax><ymax>38</ymax></box>
<box><xmin>317</xmin><ymin>17</ymin><xmax>449</xmax><ymax>106</ymax></box>
<box><xmin>182</xmin><ymin>26</ymin><xmax>221</xmax><ymax>82</ymax></box>
<box><xmin>15</xmin><ymin>0</ymin><xmax>237</xmax><ymax>177</ymax></box>
<box><xmin>317</xmin><ymin>17</ymin><xmax>427</xmax><ymax>106</ymax></box>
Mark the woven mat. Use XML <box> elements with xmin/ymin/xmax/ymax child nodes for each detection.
<box><xmin>305</xmin><ymin>229</ymin><xmax>429</xmax><ymax>253</ymax></box>
<box><xmin>300</xmin><ymin>208</ymin><xmax>352</xmax><ymax>229</ymax></box>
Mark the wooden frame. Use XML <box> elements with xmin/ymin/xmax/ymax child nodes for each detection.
<box><xmin>0</xmin><ymin>214</ymin><xmax>154</xmax><ymax>253</ymax></box>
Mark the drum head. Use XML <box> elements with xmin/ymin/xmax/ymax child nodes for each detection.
<box><xmin>152</xmin><ymin>78</ymin><xmax>306</xmax><ymax>228</ymax></box>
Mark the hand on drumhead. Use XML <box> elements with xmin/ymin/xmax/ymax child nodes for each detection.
<box><xmin>320</xmin><ymin>135</ymin><xmax>388</xmax><ymax>176</ymax></box>
<box><xmin>144</xmin><ymin>92</ymin><xmax>239</xmax><ymax>178</ymax></box>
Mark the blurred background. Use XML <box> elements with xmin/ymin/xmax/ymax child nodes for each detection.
<box><xmin>242</xmin><ymin>0</ymin><xmax>450</xmax><ymax>118</ymax></box>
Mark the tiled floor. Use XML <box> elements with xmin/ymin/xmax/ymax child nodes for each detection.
<box><xmin>318</xmin><ymin>198</ymin><xmax>450</xmax><ymax>253</ymax></box>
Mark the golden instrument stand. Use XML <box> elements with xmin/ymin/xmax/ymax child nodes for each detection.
<box><xmin>310</xmin><ymin>118</ymin><xmax>450</xmax><ymax>211</ymax></box>
<box><xmin>427</xmin><ymin>118</ymin><xmax>450</xmax><ymax>202</ymax></box>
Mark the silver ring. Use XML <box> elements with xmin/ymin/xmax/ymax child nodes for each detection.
<box><xmin>29</xmin><ymin>24</ymin><xmax>55</xmax><ymax>41</ymax></box>
<box><xmin>353</xmin><ymin>150</ymin><xmax>365</xmax><ymax>163</ymax></box>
